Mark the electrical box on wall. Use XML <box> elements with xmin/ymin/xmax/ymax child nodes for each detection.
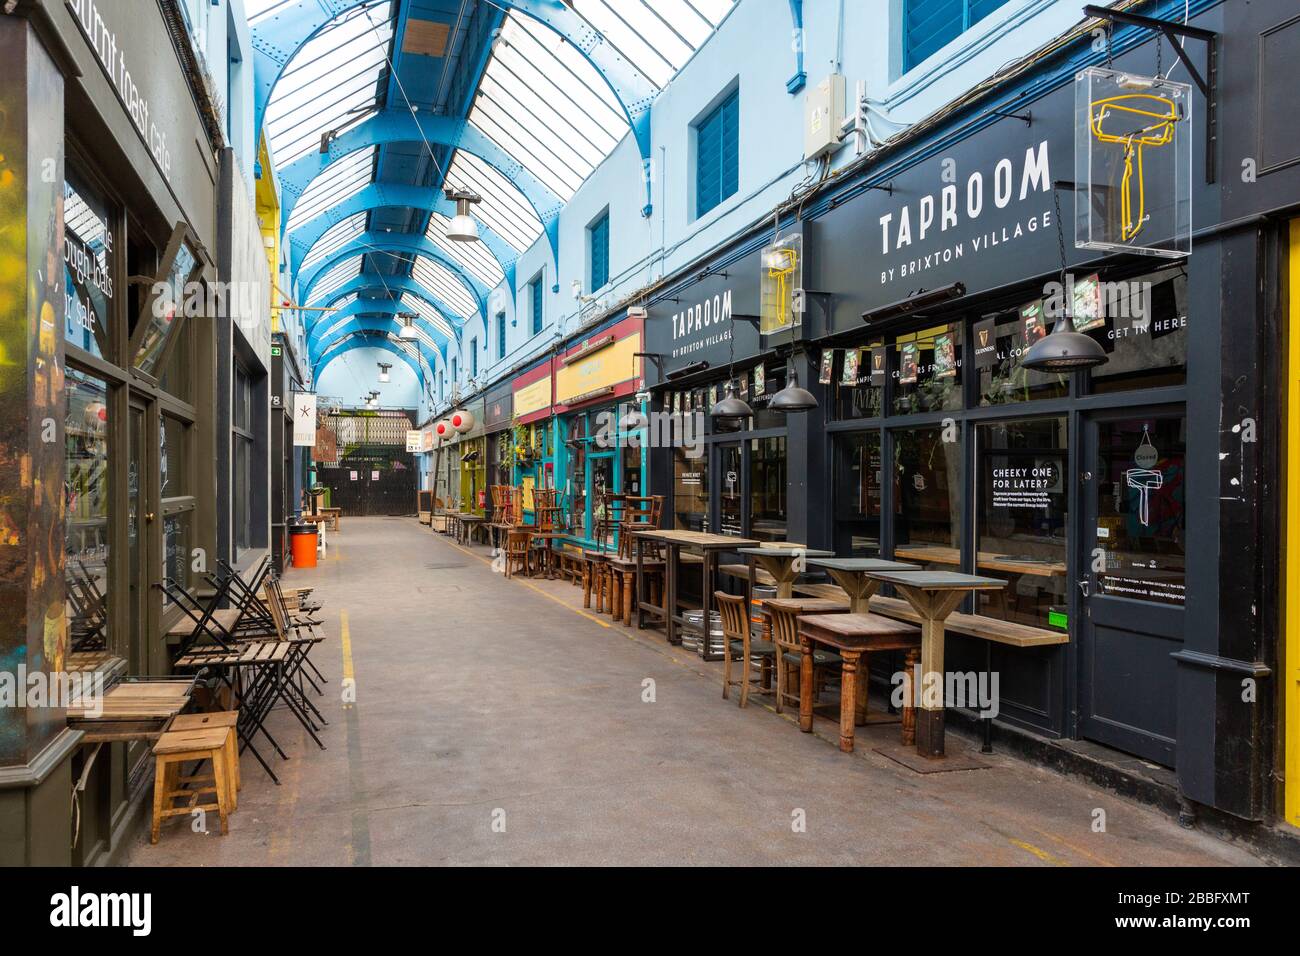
<box><xmin>805</xmin><ymin>74</ymin><xmax>846</xmax><ymax>160</ymax></box>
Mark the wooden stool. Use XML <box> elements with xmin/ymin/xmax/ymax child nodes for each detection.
<box><xmin>582</xmin><ymin>552</ymin><xmax>610</xmax><ymax>611</ymax></box>
<box><xmin>608</xmin><ymin>558</ymin><xmax>640</xmax><ymax>626</ymax></box>
<box><xmin>168</xmin><ymin>711</ymin><xmax>241</xmax><ymax>809</ymax></box>
<box><xmin>151</xmin><ymin>726</ymin><xmax>235</xmax><ymax>843</ymax></box>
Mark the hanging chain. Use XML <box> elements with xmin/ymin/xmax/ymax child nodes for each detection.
<box><xmin>1053</xmin><ymin>186</ymin><xmax>1072</xmax><ymax>326</ymax></box>
<box><xmin>1156</xmin><ymin>30</ymin><xmax>1163</xmax><ymax>77</ymax></box>
<box><xmin>1105</xmin><ymin>24</ymin><xmax>1114</xmax><ymax>69</ymax></box>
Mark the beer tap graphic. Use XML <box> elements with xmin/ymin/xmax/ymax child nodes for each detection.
<box><xmin>1089</xmin><ymin>92</ymin><xmax>1181</xmax><ymax>242</ymax></box>
<box><xmin>1124</xmin><ymin>426</ymin><xmax>1162</xmax><ymax>527</ymax></box>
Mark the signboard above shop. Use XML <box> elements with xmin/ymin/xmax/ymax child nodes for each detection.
<box><xmin>808</xmin><ymin>44</ymin><xmax>1211</xmax><ymax>336</ymax></box>
<box><xmin>555</xmin><ymin>316</ymin><xmax>643</xmax><ymax>410</ymax></box>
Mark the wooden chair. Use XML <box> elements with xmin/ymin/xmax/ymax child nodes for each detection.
<box><xmin>151</xmin><ymin>724</ymin><xmax>236</xmax><ymax>843</ymax></box>
<box><xmin>767</xmin><ymin>599</ymin><xmax>850</xmax><ymax>715</ymax></box>
<box><xmin>617</xmin><ymin>495</ymin><xmax>663</xmax><ymax>560</ymax></box>
<box><xmin>715</xmin><ymin>591</ymin><xmax>776</xmax><ymax>707</ymax></box>
<box><xmin>504</xmin><ymin>529</ymin><xmax>532</xmax><ymax>578</ymax></box>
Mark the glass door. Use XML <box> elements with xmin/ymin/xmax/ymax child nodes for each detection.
<box><xmin>126</xmin><ymin>400</ymin><xmax>149</xmax><ymax>676</ymax></box>
<box><xmin>1079</xmin><ymin>410</ymin><xmax>1186</xmax><ymax>765</ymax></box>
<box><xmin>717</xmin><ymin>442</ymin><xmax>743</xmax><ymax>536</ymax></box>
<box><xmin>590</xmin><ymin>452</ymin><xmax>616</xmax><ymax>547</ymax></box>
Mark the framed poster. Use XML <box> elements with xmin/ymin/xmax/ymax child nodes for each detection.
<box><xmin>1022</xmin><ymin>300</ymin><xmax>1047</xmax><ymax>345</ymax></box>
<box><xmin>899</xmin><ymin>343</ymin><xmax>919</xmax><ymax>385</ymax></box>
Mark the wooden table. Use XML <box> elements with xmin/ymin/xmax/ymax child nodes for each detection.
<box><xmin>804</xmin><ymin>557</ymin><xmax>921</xmax><ymax>612</ymax></box>
<box><xmin>737</xmin><ymin>547</ymin><xmax>833</xmax><ymax>599</ymax></box>
<box><xmin>893</xmin><ymin>545</ymin><xmax>1066</xmax><ymax>577</ymax></box>
<box><xmin>634</xmin><ymin>529</ymin><xmax>759</xmax><ymax>660</ymax></box>
<box><xmin>797</xmin><ymin>612</ymin><xmax>921</xmax><ymax>753</ymax></box>
<box><xmin>865</xmin><ymin>570</ymin><xmax>1007</xmax><ymax>759</ymax></box>
<box><xmin>66</xmin><ymin>678</ymin><xmax>195</xmax><ymax>743</ymax></box>
<box><xmin>456</xmin><ymin>514</ymin><xmax>485</xmax><ymax>547</ymax></box>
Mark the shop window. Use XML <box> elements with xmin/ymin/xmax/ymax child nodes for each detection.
<box><xmin>159</xmin><ymin>318</ymin><xmax>193</xmax><ymax>403</ymax></box>
<box><xmin>233</xmin><ymin>363</ymin><xmax>255</xmax><ymax>555</ymax></box>
<box><xmin>752</xmin><ymin>364</ymin><xmax>789</xmax><ymax>431</ymax></box>
<box><xmin>622</xmin><ymin>441</ymin><xmax>643</xmax><ymax>497</ymax></box>
<box><xmin>975</xmin><ymin>309</ymin><xmax>1068</xmax><ymax>406</ymax></box>
<box><xmin>832</xmin><ymin>343</ymin><xmax>886</xmax><ymax>420</ymax></box>
<box><xmin>566</xmin><ymin>416</ymin><xmax>588</xmax><ymax>539</ymax></box>
<box><xmin>892</xmin><ymin>426</ymin><xmax>961</xmax><ymax>569</ymax></box>
<box><xmin>1085</xmin><ymin>266</ymin><xmax>1188</xmax><ymax>393</ymax></box>
<box><xmin>673</xmin><ymin>446</ymin><xmax>709</xmax><ymax>532</ymax></box>
<box><xmin>589</xmin><ymin>210</ymin><xmax>610</xmax><ymax>291</ymax></box>
<box><xmin>65</xmin><ymin>369</ymin><xmax>112</xmax><ymax>656</ymax></box>
<box><xmin>891</xmin><ymin>323</ymin><xmax>963</xmax><ymax>415</ymax></box>
<box><xmin>63</xmin><ymin>169</ymin><xmax>116</xmax><ymax>360</ymax></box>
<box><xmin>695</xmin><ymin>86</ymin><xmax>740</xmax><ymax>219</ymax></box>
<box><xmin>750</xmin><ymin>437</ymin><xmax>787</xmax><ymax>542</ymax></box>
<box><xmin>973</xmin><ymin>418</ymin><xmax>1069</xmax><ymax>629</ymax></box>
<box><xmin>591</xmin><ymin>454</ymin><xmax>616</xmax><ymax>546</ymax></box>
<box><xmin>834</xmin><ymin>431</ymin><xmax>883</xmax><ymax>557</ymax></box>
<box><xmin>904</xmin><ymin>0</ymin><xmax>1011</xmax><ymax>72</ymax></box>
<box><xmin>133</xmin><ymin>232</ymin><xmax>199</xmax><ymax>378</ymax></box>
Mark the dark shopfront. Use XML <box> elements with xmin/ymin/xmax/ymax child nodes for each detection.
<box><xmin>645</xmin><ymin>240</ymin><xmax>807</xmax><ymax>546</ymax></box>
<box><xmin>1</xmin><ymin>3</ymin><xmax>227</xmax><ymax>864</ymax></box>
<box><xmin>644</xmin><ymin>3</ymin><xmax>1295</xmax><ymax>825</ymax></box>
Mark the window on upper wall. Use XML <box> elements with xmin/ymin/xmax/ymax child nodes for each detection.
<box><xmin>589</xmin><ymin>210</ymin><xmax>610</xmax><ymax>291</ymax></box>
<box><xmin>529</xmin><ymin>274</ymin><xmax>544</xmax><ymax>336</ymax></box>
<box><xmin>470</xmin><ymin>338</ymin><xmax>478</xmax><ymax>378</ymax></box>
<box><xmin>451</xmin><ymin>358</ymin><xmax>458</xmax><ymax>384</ymax></box>
<box><xmin>695</xmin><ymin>86</ymin><xmax>739</xmax><ymax>219</ymax></box>
<box><xmin>497</xmin><ymin>312</ymin><xmax>507</xmax><ymax>360</ymax></box>
<box><xmin>904</xmin><ymin>0</ymin><xmax>1012</xmax><ymax>72</ymax></box>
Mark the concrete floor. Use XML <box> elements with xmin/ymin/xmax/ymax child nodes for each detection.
<box><xmin>127</xmin><ymin>517</ymin><xmax>1267</xmax><ymax>866</ymax></box>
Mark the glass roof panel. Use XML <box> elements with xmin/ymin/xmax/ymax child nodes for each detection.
<box><xmin>400</xmin><ymin>292</ymin><xmax>457</xmax><ymax>341</ymax></box>
<box><xmin>286</xmin><ymin>148</ymin><xmax>376</xmax><ymax>234</ymax></box>
<box><xmin>468</xmin><ymin>12</ymin><xmax>628</xmax><ymax>202</ymax></box>
<box><xmin>411</xmin><ymin>257</ymin><xmax>478</xmax><ymax>320</ymax></box>
<box><xmin>301</xmin><ymin>212</ymin><xmax>368</xmax><ymax>271</ymax></box>
<box><xmin>306</xmin><ymin>255</ymin><xmax>363</xmax><ymax>306</ymax></box>
<box><xmin>442</xmin><ymin>152</ymin><xmax>543</xmax><ymax>253</ymax></box>
<box><xmin>426</xmin><ymin>213</ymin><xmax>505</xmax><ymax>288</ymax></box>
<box><xmin>263</xmin><ymin>1</ymin><xmax>394</xmax><ymax>168</ymax></box>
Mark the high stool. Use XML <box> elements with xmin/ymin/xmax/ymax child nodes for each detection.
<box><xmin>607</xmin><ymin>558</ymin><xmax>640</xmax><ymax>626</ymax></box>
<box><xmin>581</xmin><ymin>551</ymin><xmax>610</xmax><ymax>611</ymax></box>
<box><xmin>168</xmin><ymin>711</ymin><xmax>241</xmax><ymax>809</ymax></box>
<box><xmin>151</xmin><ymin>724</ymin><xmax>236</xmax><ymax>843</ymax></box>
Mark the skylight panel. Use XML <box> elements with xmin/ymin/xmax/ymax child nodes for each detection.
<box><xmin>468</xmin><ymin>12</ymin><xmax>629</xmax><ymax>202</ymax></box>
<box><xmin>306</xmin><ymin>256</ymin><xmax>363</xmax><ymax>306</ymax></box>
<box><xmin>426</xmin><ymin>213</ymin><xmax>505</xmax><ymax>288</ymax></box>
<box><xmin>264</xmin><ymin>1</ymin><xmax>393</xmax><ymax>168</ymax></box>
<box><xmin>286</xmin><ymin>148</ymin><xmax>376</xmax><ymax>233</ymax></box>
<box><xmin>301</xmin><ymin>213</ymin><xmax>368</xmax><ymax>271</ymax></box>
<box><xmin>400</xmin><ymin>292</ymin><xmax>457</xmax><ymax>341</ymax></box>
<box><xmin>411</xmin><ymin>257</ymin><xmax>478</xmax><ymax>320</ymax></box>
<box><xmin>442</xmin><ymin>152</ymin><xmax>543</xmax><ymax>253</ymax></box>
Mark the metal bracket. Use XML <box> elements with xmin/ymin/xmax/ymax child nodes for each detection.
<box><xmin>1083</xmin><ymin>4</ymin><xmax>1220</xmax><ymax>183</ymax></box>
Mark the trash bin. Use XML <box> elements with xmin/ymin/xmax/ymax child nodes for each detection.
<box><xmin>290</xmin><ymin>523</ymin><xmax>318</xmax><ymax>568</ymax></box>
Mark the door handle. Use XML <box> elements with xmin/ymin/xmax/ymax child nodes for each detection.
<box><xmin>145</xmin><ymin>512</ymin><xmax>156</xmax><ymax>523</ymax></box>
<box><xmin>1077</xmin><ymin>578</ymin><xmax>1090</xmax><ymax>598</ymax></box>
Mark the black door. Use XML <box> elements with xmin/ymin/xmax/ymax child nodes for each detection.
<box><xmin>715</xmin><ymin>442</ymin><xmax>743</xmax><ymax>536</ymax></box>
<box><xmin>1078</xmin><ymin>409</ymin><xmax>1186</xmax><ymax>765</ymax></box>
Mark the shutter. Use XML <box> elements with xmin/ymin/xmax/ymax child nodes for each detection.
<box><xmin>905</xmin><ymin>0</ymin><xmax>964</xmax><ymax>71</ymax></box>
<box><xmin>696</xmin><ymin>88</ymin><xmax>740</xmax><ymax>218</ymax></box>
<box><xmin>591</xmin><ymin>213</ymin><xmax>610</xmax><ymax>290</ymax></box>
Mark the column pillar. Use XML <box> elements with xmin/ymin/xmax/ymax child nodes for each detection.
<box><xmin>0</xmin><ymin>11</ymin><xmax>77</xmax><ymax>866</ymax></box>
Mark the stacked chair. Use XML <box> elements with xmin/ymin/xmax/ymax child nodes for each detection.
<box><xmin>159</xmin><ymin>558</ymin><xmax>328</xmax><ymax>785</ymax></box>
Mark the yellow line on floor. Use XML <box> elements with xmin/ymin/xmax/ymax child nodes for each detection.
<box><xmin>1009</xmin><ymin>838</ymin><xmax>1068</xmax><ymax>865</ymax></box>
<box><xmin>340</xmin><ymin>609</ymin><xmax>355</xmax><ymax>692</ymax></box>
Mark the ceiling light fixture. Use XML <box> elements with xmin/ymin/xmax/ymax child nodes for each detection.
<box><xmin>377</xmin><ymin>362</ymin><xmax>392</xmax><ymax>383</ymax></box>
<box><xmin>445</xmin><ymin>188</ymin><xmax>482</xmax><ymax>243</ymax></box>
<box><xmin>397</xmin><ymin>312</ymin><xmax>419</xmax><ymax>340</ymax></box>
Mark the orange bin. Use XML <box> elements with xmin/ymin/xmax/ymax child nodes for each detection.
<box><xmin>290</xmin><ymin>524</ymin><xmax>318</xmax><ymax>568</ymax></box>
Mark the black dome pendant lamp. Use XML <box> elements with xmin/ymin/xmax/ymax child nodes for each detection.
<box><xmin>770</xmin><ymin>368</ymin><xmax>818</xmax><ymax>412</ymax></box>
<box><xmin>1023</xmin><ymin>187</ymin><xmax>1109</xmax><ymax>373</ymax></box>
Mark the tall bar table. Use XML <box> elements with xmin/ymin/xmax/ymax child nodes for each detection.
<box><xmin>864</xmin><ymin>569</ymin><xmax>1006</xmax><ymax>760</ymax></box>
<box><xmin>737</xmin><ymin>546</ymin><xmax>833</xmax><ymax>599</ymax></box>
<box><xmin>804</xmin><ymin>557</ymin><xmax>921</xmax><ymax>612</ymax></box>
<box><xmin>634</xmin><ymin>529</ymin><xmax>758</xmax><ymax>660</ymax></box>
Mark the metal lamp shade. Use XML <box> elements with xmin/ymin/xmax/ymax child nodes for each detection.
<box><xmin>1021</xmin><ymin>328</ymin><xmax>1108</xmax><ymax>372</ymax></box>
<box><xmin>710</xmin><ymin>387</ymin><xmax>753</xmax><ymax>421</ymax></box>
<box><xmin>769</xmin><ymin>372</ymin><xmax>818</xmax><ymax>412</ymax></box>
<box><xmin>447</xmin><ymin>213</ymin><xmax>479</xmax><ymax>243</ymax></box>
